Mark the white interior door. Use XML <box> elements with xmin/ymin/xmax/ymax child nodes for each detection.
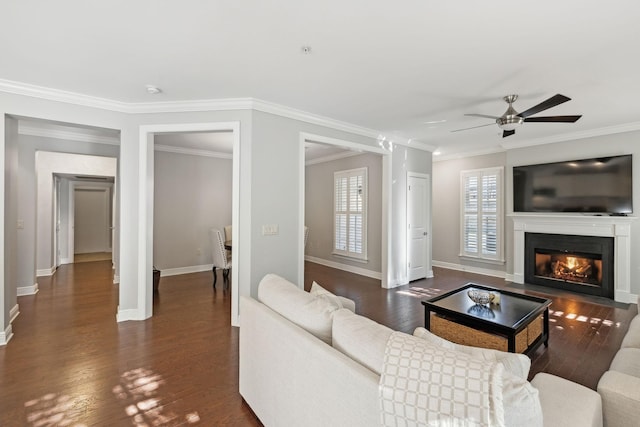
<box><xmin>407</xmin><ymin>173</ymin><xmax>430</xmax><ymax>281</ymax></box>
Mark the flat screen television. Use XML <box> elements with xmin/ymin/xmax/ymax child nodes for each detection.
<box><xmin>513</xmin><ymin>154</ymin><xmax>633</xmax><ymax>214</ymax></box>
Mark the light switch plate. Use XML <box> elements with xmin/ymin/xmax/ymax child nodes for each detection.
<box><xmin>262</xmin><ymin>224</ymin><xmax>279</xmax><ymax>236</ymax></box>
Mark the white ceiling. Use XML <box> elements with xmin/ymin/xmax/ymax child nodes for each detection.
<box><xmin>3</xmin><ymin>1</ymin><xmax>640</xmax><ymax>157</ymax></box>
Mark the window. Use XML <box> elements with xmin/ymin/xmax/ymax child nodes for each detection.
<box><xmin>334</xmin><ymin>167</ymin><xmax>367</xmax><ymax>260</ymax></box>
<box><xmin>460</xmin><ymin>167</ymin><xmax>504</xmax><ymax>263</ymax></box>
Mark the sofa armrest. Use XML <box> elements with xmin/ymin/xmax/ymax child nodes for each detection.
<box><xmin>597</xmin><ymin>370</ymin><xmax>640</xmax><ymax>427</ymax></box>
<box><xmin>532</xmin><ymin>372</ymin><xmax>602</xmax><ymax>427</ymax></box>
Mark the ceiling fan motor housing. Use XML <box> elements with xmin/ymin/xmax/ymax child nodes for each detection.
<box><xmin>497</xmin><ymin>95</ymin><xmax>523</xmax><ymax>130</ymax></box>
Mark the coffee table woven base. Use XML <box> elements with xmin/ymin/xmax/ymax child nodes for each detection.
<box><xmin>430</xmin><ymin>312</ymin><xmax>544</xmax><ymax>354</ymax></box>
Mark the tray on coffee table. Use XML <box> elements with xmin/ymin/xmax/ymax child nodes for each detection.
<box><xmin>421</xmin><ymin>283</ymin><xmax>551</xmax><ymax>354</ymax></box>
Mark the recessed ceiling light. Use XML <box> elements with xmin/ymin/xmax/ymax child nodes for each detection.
<box><xmin>146</xmin><ymin>85</ymin><xmax>162</xmax><ymax>94</ymax></box>
<box><xmin>301</xmin><ymin>46</ymin><xmax>312</xmax><ymax>55</ymax></box>
<box><xmin>423</xmin><ymin>119</ymin><xmax>447</xmax><ymax>124</ymax></box>
<box><xmin>433</xmin><ymin>151</ymin><xmax>442</xmax><ymax>156</ymax></box>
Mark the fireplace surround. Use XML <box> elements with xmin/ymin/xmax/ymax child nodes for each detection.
<box><xmin>511</xmin><ymin>214</ymin><xmax>637</xmax><ymax>303</ymax></box>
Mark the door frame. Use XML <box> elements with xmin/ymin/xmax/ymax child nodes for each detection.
<box><xmin>138</xmin><ymin>122</ymin><xmax>241</xmax><ymax>326</ymax></box>
<box><xmin>70</xmin><ymin>184</ymin><xmax>113</xmax><ymax>257</ymax></box>
<box><xmin>406</xmin><ymin>172</ymin><xmax>433</xmax><ymax>281</ymax></box>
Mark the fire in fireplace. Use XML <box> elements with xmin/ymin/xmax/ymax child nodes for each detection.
<box><xmin>525</xmin><ymin>233</ymin><xmax>614</xmax><ymax>299</ymax></box>
<box><xmin>534</xmin><ymin>251</ymin><xmax>602</xmax><ymax>286</ymax></box>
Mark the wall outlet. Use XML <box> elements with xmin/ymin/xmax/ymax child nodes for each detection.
<box><xmin>17</xmin><ymin>220</ymin><xmax>24</xmax><ymax>229</ymax></box>
<box><xmin>196</xmin><ymin>248</ymin><xmax>202</xmax><ymax>256</ymax></box>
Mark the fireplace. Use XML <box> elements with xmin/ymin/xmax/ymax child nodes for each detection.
<box><xmin>524</xmin><ymin>232</ymin><xmax>614</xmax><ymax>299</ymax></box>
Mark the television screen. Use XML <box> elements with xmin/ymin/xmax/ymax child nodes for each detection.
<box><xmin>513</xmin><ymin>154</ymin><xmax>633</xmax><ymax>214</ymax></box>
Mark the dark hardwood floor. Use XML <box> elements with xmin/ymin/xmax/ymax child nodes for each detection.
<box><xmin>0</xmin><ymin>261</ymin><xmax>636</xmax><ymax>426</ymax></box>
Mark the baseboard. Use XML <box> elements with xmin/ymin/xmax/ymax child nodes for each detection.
<box><xmin>432</xmin><ymin>260</ymin><xmax>507</xmax><ymax>280</ymax></box>
<box><xmin>17</xmin><ymin>283</ymin><xmax>39</xmax><ymax>296</ymax></box>
<box><xmin>0</xmin><ymin>324</ymin><xmax>13</xmax><ymax>346</ymax></box>
<box><xmin>159</xmin><ymin>264</ymin><xmax>212</xmax><ymax>277</ymax></box>
<box><xmin>36</xmin><ymin>266</ymin><xmax>56</xmax><ymax>277</ymax></box>
<box><xmin>9</xmin><ymin>304</ymin><xmax>19</xmax><ymax>323</ymax></box>
<box><xmin>116</xmin><ymin>307</ymin><xmax>147</xmax><ymax>322</ymax></box>
<box><xmin>60</xmin><ymin>257</ymin><xmax>72</xmax><ymax>265</ymax></box>
<box><xmin>305</xmin><ymin>255</ymin><xmax>381</xmax><ymax>280</ymax></box>
<box><xmin>113</xmin><ymin>274</ymin><xmax>120</xmax><ymax>284</ymax></box>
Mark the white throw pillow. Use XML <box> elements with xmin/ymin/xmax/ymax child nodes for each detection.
<box><xmin>310</xmin><ymin>281</ymin><xmax>356</xmax><ymax>313</ymax></box>
<box><xmin>258</xmin><ymin>274</ymin><xmax>339</xmax><ymax>344</ymax></box>
<box><xmin>332</xmin><ymin>309</ymin><xmax>393</xmax><ymax>375</ymax></box>
<box><xmin>413</xmin><ymin>326</ymin><xmax>531</xmax><ymax>380</ymax></box>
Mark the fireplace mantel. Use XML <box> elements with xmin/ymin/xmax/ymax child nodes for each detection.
<box><xmin>509</xmin><ymin>214</ymin><xmax>637</xmax><ymax>303</ymax></box>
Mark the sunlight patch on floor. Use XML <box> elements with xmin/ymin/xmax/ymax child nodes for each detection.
<box><xmin>113</xmin><ymin>368</ymin><xmax>200</xmax><ymax>426</ymax></box>
<box><xmin>549</xmin><ymin>309</ymin><xmax>621</xmax><ymax>328</ymax></box>
<box><xmin>24</xmin><ymin>393</ymin><xmax>90</xmax><ymax>427</ymax></box>
<box><xmin>396</xmin><ymin>287</ymin><xmax>442</xmax><ymax>298</ymax></box>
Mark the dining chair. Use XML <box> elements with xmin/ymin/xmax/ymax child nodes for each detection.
<box><xmin>210</xmin><ymin>228</ymin><xmax>232</xmax><ymax>290</ymax></box>
<box><xmin>224</xmin><ymin>224</ymin><xmax>233</xmax><ymax>257</ymax></box>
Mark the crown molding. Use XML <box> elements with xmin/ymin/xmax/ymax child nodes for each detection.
<box><xmin>500</xmin><ymin>121</ymin><xmax>640</xmax><ymax>151</ymax></box>
<box><xmin>154</xmin><ymin>144</ymin><xmax>232</xmax><ymax>159</ymax></box>
<box><xmin>18</xmin><ymin>122</ymin><xmax>120</xmax><ymax>145</ymax></box>
<box><xmin>0</xmin><ymin>78</ymin><xmax>402</xmax><ymax>144</ymax></box>
<box><xmin>433</xmin><ymin>145</ymin><xmax>506</xmax><ymax>162</ymax></box>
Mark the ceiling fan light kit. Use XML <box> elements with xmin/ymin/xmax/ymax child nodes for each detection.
<box><xmin>456</xmin><ymin>93</ymin><xmax>582</xmax><ymax>138</ymax></box>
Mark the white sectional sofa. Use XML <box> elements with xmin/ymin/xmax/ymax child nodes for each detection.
<box><xmin>240</xmin><ymin>274</ymin><xmax>603</xmax><ymax>426</ymax></box>
<box><xmin>597</xmin><ymin>296</ymin><xmax>640</xmax><ymax>427</ymax></box>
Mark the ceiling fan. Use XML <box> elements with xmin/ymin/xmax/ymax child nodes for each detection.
<box><xmin>452</xmin><ymin>94</ymin><xmax>582</xmax><ymax>138</ymax></box>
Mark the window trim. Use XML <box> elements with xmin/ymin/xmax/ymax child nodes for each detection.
<box><xmin>333</xmin><ymin>167</ymin><xmax>368</xmax><ymax>261</ymax></box>
<box><xmin>459</xmin><ymin>166</ymin><xmax>504</xmax><ymax>264</ymax></box>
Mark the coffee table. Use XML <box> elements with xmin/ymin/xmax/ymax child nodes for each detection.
<box><xmin>421</xmin><ymin>283</ymin><xmax>551</xmax><ymax>354</ymax></box>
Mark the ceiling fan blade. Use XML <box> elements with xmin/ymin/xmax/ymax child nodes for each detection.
<box><xmin>502</xmin><ymin>129</ymin><xmax>516</xmax><ymax>138</ymax></box>
<box><xmin>524</xmin><ymin>115</ymin><xmax>582</xmax><ymax>123</ymax></box>
<box><xmin>450</xmin><ymin>123</ymin><xmax>495</xmax><ymax>133</ymax></box>
<box><xmin>518</xmin><ymin>94</ymin><xmax>571</xmax><ymax>118</ymax></box>
<box><xmin>464</xmin><ymin>113</ymin><xmax>500</xmax><ymax>120</ymax></box>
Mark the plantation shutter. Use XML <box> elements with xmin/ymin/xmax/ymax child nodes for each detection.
<box><xmin>460</xmin><ymin>167</ymin><xmax>503</xmax><ymax>262</ymax></box>
<box><xmin>334</xmin><ymin>168</ymin><xmax>368</xmax><ymax>260</ymax></box>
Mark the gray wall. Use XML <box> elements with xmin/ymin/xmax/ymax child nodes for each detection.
<box><xmin>153</xmin><ymin>150</ymin><xmax>232</xmax><ymax>270</ymax></box>
<box><xmin>305</xmin><ymin>152</ymin><xmax>383</xmax><ymax>273</ymax></box>
<box><xmin>432</xmin><ymin>152</ymin><xmax>507</xmax><ymax>273</ymax></box>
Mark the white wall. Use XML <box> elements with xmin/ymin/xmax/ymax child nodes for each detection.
<box><xmin>305</xmin><ymin>152</ymin><xmax>383</xmax><ymax>274</ymax></box>
<box><xmin>153</xmin><ymin>150</ymin><xmax>232</xmax><ymax>272</ymax></box>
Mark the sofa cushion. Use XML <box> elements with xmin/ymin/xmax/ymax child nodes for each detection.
<box><xmin>310</xmin><ymin>281</ymin><xmax>356</xmax><ymax>313</ymax></box>
<box><xmin>332</xmin><ymin>309</ymin><xmax>393</xmax><ymax>375</ymax></box>
<box><xmin>413</xmin><ymin>327</ymin><xmax>531</xmax><ymax>380</ymax></box>
<box><xmin>502</xmin><ymin>370</ymin><xmax>543</xmax><ymax>427</ymax></box>
<box><xmin>257</xmin><ymin>274</ymin><xmax>339</xmax><ymax>344</ymax></box>
<box><xmin>610</xmin><ymin>347</ymin><xmax>640</xmax><ymax>377</ymax></box>
<box><xmin>621</xmin><ymin>315</ymin><xmax>640</xmax><ymax>348</ymax></box>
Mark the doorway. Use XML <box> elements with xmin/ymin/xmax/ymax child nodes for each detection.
<box><xmin>300</xmin><ymin>132</ymin><xmax>391</xmax><ymax>288</ymax></box>
<box><xmin>139</xmin><ymin>122</ymin><xmax>240</xmax><ymax>326</ymax></box>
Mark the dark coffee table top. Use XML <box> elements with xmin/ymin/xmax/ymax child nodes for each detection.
<box><xmin>422</xmin><ymin>283</ymin><xmax>551</xmax><ymax>333</ymax></box>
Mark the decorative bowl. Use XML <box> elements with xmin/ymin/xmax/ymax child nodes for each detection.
<box><xmin>467</xmin><ymin>289</ymin><xmax>491</xmax><ymax>305</ymax></box>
